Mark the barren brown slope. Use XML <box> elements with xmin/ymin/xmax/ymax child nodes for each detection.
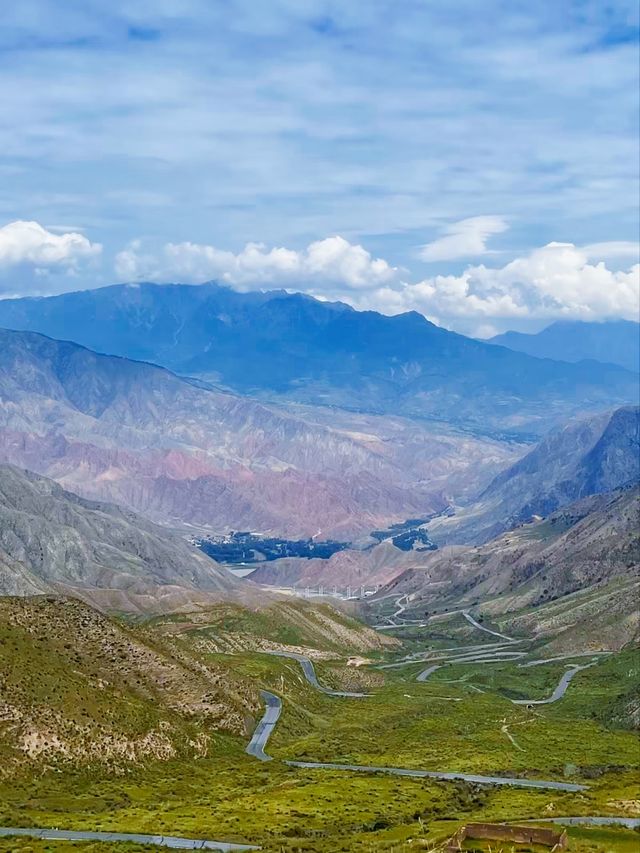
<box><xmin>0</xmin><ymin>463</ymin><xmax>262</xmax><ymax>614</ymax></box>
<box><xmin>250</xmin><ymin>540</ymin><xmax>433</xmax><ymax>590</ymax></box>
<box><xmin>0</xmin><ymin>328</ymin><xmax>521</xmax><ymax>538</ymax></box>
<box><xmin>373</xmin><ymin>487</ymin><xmax>639</xmax><ymax>648</ymax></box>
<box><xmin>253</xmin><ymin>408</ymin><xmax>640</xmax><ymax>591</ymax></box>
<box><xmin>428</xmin><ymin>405</ymin><xmax>640</xmax><ymax>545</ymax></box>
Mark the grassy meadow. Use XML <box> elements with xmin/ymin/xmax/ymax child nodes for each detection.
<box><xmin>2</xmin><ymin>620</ymin><xmax>639</xmax><ymax>852</ymax></box>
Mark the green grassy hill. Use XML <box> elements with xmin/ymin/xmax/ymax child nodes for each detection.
<box><xmin>148</xmin><ymin>598</ymin><xmax>399</xmax><ymax>657</ymax></box>
<box><xmin>0</xmin><ymin>593</ymin><xmax>638</xmax><ymax>852</ymax></box>
<box><xmin>0</xmin><ymin>596</ymin><xmax>260</xmax><ymax>780</ymax></box>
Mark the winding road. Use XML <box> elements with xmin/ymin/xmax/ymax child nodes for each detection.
<box><xmin>461</xmin><ymin>610</ymin><xmax>514</xmax><ymax>641</ymax></box>
<box><xmin>240</xmin><ymin>609</ymin><xmax>614</xmax><ymax>794</ymax></box>
<box><xmin>245</xmin><ymin>690</ymin><xmax>282</xmax><ymax>761</ymax></box>
<box><xmin>411</xmin><ymin>644</ymin><xmax>598</xmax><ymax>705</ymax></box>
<box><xmin>512</xmin><ymin>663</ymin><xmax>596</xmax><ymax>705</ymax></box>
<box><xmin>246</xmin><ymin>679</ymin><xmax>589</xmax><ymax>792</ymax></box>
<box><xmin>416</xmin><ymin>664</ymin><xmax>442</xmax><ymax>681</ymax></box>
<box><xmin>520</xmin><ymin>652</ymin><xmax>610</xmax><ymax>668</ymax></box>
<box><xmin>412</xmin><ymin>646</ymin><xmax>526</xmax><ymax>681</ymax></box>
<box><xmin>12</xmin><ymin>608</ymin><xmax>614</xmax><ymax>850</ymax></box>
<box><xmin>285</xmin><ymin>761</ymin><xmax>586</xmax><ymax>791</ymax></box>
<box><xmin>262</xmin><ymin>650</ymin><xmax>371</xmax><ymax>697</ymax></box>
<box><xmin>537</xmin><ymin>816</ymin><xmax>640</xmax><ymax>829</ymax></box>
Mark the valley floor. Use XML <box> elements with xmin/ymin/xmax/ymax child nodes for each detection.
<box><xmin>1</xmin><ymin>610</ymin><xmax>639</xmax><ymax>852</ymax></box>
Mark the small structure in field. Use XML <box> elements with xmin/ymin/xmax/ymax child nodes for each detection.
<box><xmin>445</xmin><ymin>822</ymin><xmax>568</xmax><ymax>851</ymax></box>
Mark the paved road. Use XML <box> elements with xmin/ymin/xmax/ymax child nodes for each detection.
<box><xmin>245</xmin><ymin>690</ymin><xmax>282</xmax><ymax>761</ymax></box>
<box><xmin>512</xmin><ymin>663</ymin><xmax>595</xmax><ymax>706</ymax></box>
<box><xmin>462</xmin><ymin>610</ymin><xmax>514</xmax><ymax>641</ymax></box>
<box><xmin>284</xmin><ymin>761</ymin><xmax>586</xmax><ymax>792</ymax></box>
<box><xmin>520</xmin><ymin>652</ymin><xmax>609</xmax><ymax>668</ymax></box>
<box><xmin>539</xmin><ymin>816</ymin><xmax>640</xmax><ymax>829</ymax></box>
<box><xmin>391</xmin><ymin>595</ymin><xmax>409</xmax><ymax>619</ymax></box>
<box><xmin>0</xmin><ymin>827</ymin><xmax>259</xmax><ymax>850</ymax></box>
<box><xmin>442</xmin><ymin>650</ymin><xmax>527</xmax><ymax>664</ymax></box>
<box><xmin>380</xmin><ymin>647</ymin><xmax>525</xmax><ymax>671</ymax></box>
<box><xmin>416</xmin><ymin>664</ymin><xmax>442</xmax><ymax>681</ymax></box>
<box><xmin>413</xmin><ymin>650</ymin><xmax>526</xmax><ymax>681</ymax></box>
<box><xmin>428</xmin><ymin>640</ymin><xmax>524</xmax><ymax>653</ymax></box>
<box><xmin>248</xmin><ymin>693</ymin><xmax>587</xmax><ymax>792</ymax></box>
<box><xmin>263</xmin><ymin>650</ymin><xmax>370</xmax><ymax>697</ymax></box>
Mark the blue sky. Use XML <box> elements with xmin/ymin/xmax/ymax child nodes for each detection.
<box><xmin>0</xmin><ymin>0</ymin><xmax>638</xmax><ymax>335</ymax></box>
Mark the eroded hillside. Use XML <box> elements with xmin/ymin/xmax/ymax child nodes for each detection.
<box><xmin>0</xmin><ymin>463</ymin><xmax>256</xmax><ymax>613</ymax></box>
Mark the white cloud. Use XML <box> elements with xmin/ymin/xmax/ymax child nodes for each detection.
<box><xmin>0</xmin><ymin>220</ymin><xmax>101</xmax><ymax>272</ymax></box>
<box><xmin>418</xmin><ymin>215</ymin><xmax>508</xmax><ymax>262</ymax></box>
<box><xmin>116</xmin><ymin>234</ymin><xmax>639</xmax><ymax>335</ymax></box>
<box><xmin>115</xmin><ymin>235</ymin><xmax>397</xmax><ymax>290</ymax></box>
<box><xmin>359</xmin><ymin>242</ymin><xmax>640</xmax><ymax>332</ymax></box>
<box><xmin>581</xmin><ymin>241</ymin><xmax>640</xmax><ymax>261</ymax></box>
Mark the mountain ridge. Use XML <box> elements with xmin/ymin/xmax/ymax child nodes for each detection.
<box><xmin>249</xmin><ymin>405</ymin><xmax>640</xmax><ymax>590</ymax></box>
<box><xmin>0</xmin><ymin>327</ymin><xmax>519</xmax><ymax>538</ymax></box>
<box><xmin>488</xmin><ymin>319</ymin><xmax>640</xmax><ymax>373</ymax></box>
<box><xmin>0</xmin><ymin>282</ymin><xmax>637</xmax><ymax>437</ymax></box>
<box><xmin>372</xmin><ymin>484</ymin><xmax>640</xmax><ymax>652</ymax></box>
<box><xmin>0</xmin><ymin>462</ymin><xmax>258</xmax><ymax>613</ymax></box>
<box><xmin>427</xmin><ymin>404</ymin><xmax>640</xmax><ymax>545</ymax></box>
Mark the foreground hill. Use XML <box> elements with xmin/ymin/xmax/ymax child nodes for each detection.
<box><xmin>0</xmin><ymin>590</ymin><xmax>393</xmax><ymax>781</ymax></box>
<box><xmin>0</xmin><ymin>464</ymin><xmax>253</xmax><ymax>613</ymax></box>
<box><xmin>376</xmin><ymin>486</ymin><xmax>640</xmax><ymax>650</ymax></box>
<box><xmin>489</xmin><ymin>319</ymin><xmax>640</xmax><ymax>373</ymax></box>
<box><xmin>428</xmin><ymin>405</ymin><xmax>640</xmax><ymax>544</ymax></box>
<box><xmin>0</xmin><ymin>327</ymin><xmax>519</xmax><ymax>538</ymax></box>
<box><xmin>0</xmin><ymin>282</ymin><xmax>636</xmax><ymax>437</ymax></box>
<box><xmin>0</xmin><ymin>596</ymin><xmax>259</xmax><ymax>778</ymax></box>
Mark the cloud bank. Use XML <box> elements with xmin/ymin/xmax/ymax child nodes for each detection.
<box><xmin>362</xmin><ymin>241</ymin><xmax>640</xmax><ymax>335</ymax></box>
<box><xmin>113</xmin><ymin>227</ymin><xmax>638</xmax><ymax>333</ymax></box>
<box><xmin>115</xmin><ymin>236</ymin><xmax>397</xmax><ymax>290</ymax></box>
<box><xmin>0</xmin><ymin>218</ymin><xmax>637</xmax><ymax>336</ymax></box>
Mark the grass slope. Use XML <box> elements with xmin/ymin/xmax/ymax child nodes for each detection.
<box><xmin>1</xmin><ymin>599</ymin><xmax>638</xmax><ymax>851</ymax></box>
<box><xmin>149</xmin><ymin>599</ymin><xmax>399</xmax><ymax>657</ymax></box>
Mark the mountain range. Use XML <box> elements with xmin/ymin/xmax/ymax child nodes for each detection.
<box><xmin>489</xmin><ymin>319</ymin><xmax>640</xmax><ymax>373</ymax></box>
<box><xmin>0</xmin><ymin>327</ymin><xmax>519</xmax><ymax>538</ymax></box>
<box><xmin>0</xmin><ymin>282</ymin><xmax>637</xmax><ymax>437</ymax></box>
<box><xmin>427</xmin><ymin>404</ymin><xmax>640</xmax><ymax>544</ymax></box>
<box><xmin>374</xmin><ymin>485</ymin><xmax>640</xmax><ymax>653</ymax></box>
<box><xmin>250</xmin><ymin>405</ymin><xmax>639</xmax><ymax>589</ymax></box>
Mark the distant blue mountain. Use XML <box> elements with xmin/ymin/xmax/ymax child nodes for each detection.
<box><xmin>488</xmin><ymin>320</ymin><xmax>639</xmax><ymax>373</ymax></box>
<box><xmin>0</xmin><ymin>282</ymin><xmax>637</xmax><ymax>438</ymax></box>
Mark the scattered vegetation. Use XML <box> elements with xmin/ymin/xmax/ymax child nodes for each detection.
<box><xmin>0</xmin><ymin>601</ymin><xmax>637</xmax><ymax>851</ymax></box>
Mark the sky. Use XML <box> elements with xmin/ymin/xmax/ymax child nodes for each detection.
<box><xmin>0</xmin><ymin>0</ymin><xmax>638</xmax><ymax>336</ymax></box>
